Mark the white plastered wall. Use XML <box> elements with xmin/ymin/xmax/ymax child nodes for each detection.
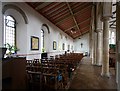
<box><xmin>74</xmin><ymin>33</ymin><xmax>89</xmax><ymax>55</ymax></box>
<box><xmin>2</xmin><ymin>2</ymin><xmax>74</xmax><ymax>60</ymax></box>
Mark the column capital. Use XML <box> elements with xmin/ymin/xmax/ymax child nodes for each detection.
<box><xmin>101</xmin><ymin>16</ymin><xmax>110</xmax><ymax>22</ymax></box>
<box><xmin>96</xmin><ymin>28</ymin><xmax>103</xmax><ymax>33</ymax></box>
<box><xmin>101</xmin><ymin>2</ymin><xmax>112</xmax><ymax>22</ymax></box>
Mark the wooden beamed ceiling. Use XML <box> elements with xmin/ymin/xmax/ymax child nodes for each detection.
<box><xmin>27</xmin><ymin>2</ymin><xmax>93</xmax><ymax>39</ymax></box>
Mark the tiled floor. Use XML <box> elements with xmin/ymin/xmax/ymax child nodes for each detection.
<box><xmin>69</xmin><ymin>57</ymin><xmax>117</xmax><ymax>90</ymax></box>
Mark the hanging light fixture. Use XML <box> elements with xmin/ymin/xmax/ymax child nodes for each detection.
<box><xmin>71</xmin><ymin>28</ymin><xmax>76</xmax><ymax>33</ymax></box>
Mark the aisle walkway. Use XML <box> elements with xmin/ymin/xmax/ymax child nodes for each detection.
<box><xmin>69</xmin><ymin>57</ymin><xmax>117</xmax><ymax>90</ymax></box>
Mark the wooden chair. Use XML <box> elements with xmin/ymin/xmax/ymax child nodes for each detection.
<box><xmin>26</xmin><ymin>70</ymin><xmax>43</xmax><ymax>91</ymax></box>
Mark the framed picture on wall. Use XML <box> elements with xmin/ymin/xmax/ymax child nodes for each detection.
<box><xmin>53</xmin><ymin>41</ymin><xmax>57</xmax><ymax>50</ymax></box>
<box><xmin>68</xmin><ymin>45</ymin><xmax>70</xmax><ymax>51</ymax></box>
<box><xmin>31</xmin><ymin>36</ymin><xmax>39</xmax><ymax>50</ymax></box>
<box><xmin>62</xmin><ymin>43</ymin><xmax>65</xmax><ymax>50</ymax></box>
<box><xmin>71</xmin><ymin>45</ymin><xmax>73</xmax><ymax>50</ymax></box>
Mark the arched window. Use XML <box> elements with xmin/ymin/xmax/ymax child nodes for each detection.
<box><xmin>41</xmin><ymin>29</ymin><xmax>44</xmax><ymax>52</ymax></box>
<box><xmin>109</xmin><ymin>31</ymin><xmax>116</xmax><ymax>44</ymax></box>
<box><xmin>41</xmin><ymin>24</ymin><xmax>50</xmax><ymax>52</ymax></box>
<box><xmin>4</xmin><ymin>15</ymin><xmax>16</xmax><ymax>53</ymax></box>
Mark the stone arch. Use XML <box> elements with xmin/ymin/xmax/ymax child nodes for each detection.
<box><xmin>41</xmin><ymin>24</ymin><xmax>50</xmax><ymax>34</ymax></box>
<box><xmin>2</xmin><ymin>4</ymin><xmax>28</xmax><ymax>24</ymax></box>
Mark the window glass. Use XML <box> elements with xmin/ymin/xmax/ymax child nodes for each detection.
<box><xmin>4</xmin><ymin>16</ymin><xmax>16</xmax><ymax>53</ymax></box>
<box><xmin>41</xmin><ymin>29</ymin><xmax>44</xmax><ymax>52</ymax></box>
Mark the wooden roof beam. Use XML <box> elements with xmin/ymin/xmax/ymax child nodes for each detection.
<box><xmin>50</xmin><ymin>9</ymin><xmax>69</xmax><ymax>20</ymax></box>
<box><xmin>40</xmin><ymin>3</ymin><xmax>60</xmax><ymax>13</ymax></box>
<box><xmin>71</xmin><ymin>25</ymin><xmax>90</xmax><ymax>37</ymax></box>
<box><xmin>64</xmin><ymin>18</ymin><xmax>91</xmax><ymax>32</ymax></box>
<box><xmin>69</xmin><ymin>2</ymin><xmax>78</xmax><ymax>7</ymax></box>
<box><xmin>70</xmin><ymin>2</ymin><xmax>83</xmax><ymax>10</ymax></box>
<box><xmin>66</xmin><ymin>2</ymin><xmax>80</xmax><ymax>34</ymax></box>
<box><xmin>72</xmin><ymin>2</ymin><xmax>89</xmax><ymax>12</ymax></box>
<box><xmin>45</xmin><ymin>3</ymin><xmax>66</xmax><ymax>16</ymax></box>
<box><xmin>33</xmin><ymin>2</ymin><xmax>44</xmax><ymax>8</ymax></box>
<box><xmin>55</xmin><ymin>4</ymin><xmax>92</xmax><ymax>25</ymax></box>
<box><xmin>35</xmin><ymin>2</ymin><xmax>52</xmax><ymax>10</ymax></box>
<box><xmin>74</xmin><ymin>30</ymin><xmax>89</xmax><ymax>39</ymax></box>
<box><xmin>52</xmin><ymin>11</ymin><xmax>70</xmax><ymax>22</ymax></box>
<box><xmin>48</xmin><ymin>5</ymin><xmax>68</xmax><ymax>18</ymax></box>
<box><xmin>73</xmin><ymin>26</ymin><xmax>90</xmax><ymax>39</ymax></box>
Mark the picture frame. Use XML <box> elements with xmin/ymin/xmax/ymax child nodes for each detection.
<box><xmin>31</xmin><ymin>36</ymin><xmax>39</xmax><ymax>50</ymax></box>
<box><xmin>62</xmin><ymin>43</ymin><xmax>65</xmax><ymax>50</ymax></box>
<box><xmin>68</xmin><ymin>45</ymin><xmax>70</xmax><ymax>51</ymax></box>
<box><xmin>71</xmin><ymin>45</ymin><xmax>73</xmax><ymax>50</ymax></box>
<box><xmin>53</xmin><ymin>41</ymin><xmax>57</xmax><ymax>50</ymax></box>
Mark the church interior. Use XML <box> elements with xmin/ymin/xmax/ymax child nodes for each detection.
<box><xmin>0</xmin><ymin>1</ymin><xmax>120</xmax><ymax>91</ymax></box>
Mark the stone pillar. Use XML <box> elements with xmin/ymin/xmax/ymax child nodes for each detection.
<box><xmin>0</xmin><ymin>1</ymin><xmax>2</xmax><ymax>47</ymax></box>
<box><xmin>116</xmin><ymin>1</ymin><xmax>120</xmax><ymax>87</ymax></box>
<box><xmin>89</xmin><ymin>4</ymin><xmax>95</xmax><ymax>65</ymax></box>
<box><xmin>0</xmin><ymin>1</ymin><xmax>2</xmax><ymax>91</ymax></box>
<box><xmin>96</xmin><ymin>29</ymin><xmax>103</xmax><ymax>66</ymax></box>
<box><xmin>101</xmin><ymin>17</ymin><xmax>110</xmax><ymax>77</ymax></box>
<box><xmin>96</xmin><ymin>16</ymin><xmax>103</xmax><ymax>66</ymax></box>
<box><xmin>94</xmin><ymin>32</ymin><xmax>97</xmax><ymax>65</ymax></box>
<box><xmin>89</xmin><ymin>29</ymin><xmax>93</xmax><ymax>59</ymax></box>
<box><xmin>101</xmin><ymin>2</ymin><xmax>112</xmax><ymax>77</ymax></box>
<box><xmin>89</xmin><ymin>29</ymin><xmax>95</xmax><ymax>65</ymax></box>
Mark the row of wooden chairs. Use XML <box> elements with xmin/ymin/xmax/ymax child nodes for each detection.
<box><xmin>26</xmin><ymin>53</ymin><xmax>83</xmax><ymax>90</ymax></box>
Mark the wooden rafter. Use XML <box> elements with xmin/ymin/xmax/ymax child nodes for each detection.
<box><xmin>35</xmin><ymin>2</ymin><xmax>52</xmax><ymax>10</ymax></box>
<box><xmin>66</xmin><ymin>2</ymin><xmax>80</xmax><ymax>34</ymax></box>
<box><xmin>70</xmin><ymin>2</ymin><xmax>83</xmax><ymax>10</ymax></box>
<box><xmin>72</xmin><ymin>2</ymin><xmax>88</xmax><ymax>12</ymax></box>
<box><xmin>74</xmin><ymin>28</ymin><xmax>89</xmax><ymax>38</ymax></box>
<box><xmin>74</xmin><ymin>30</ymin><xmax>89</xmax><ymax>39</ymax></box>
<box><xmin>45</xmin><ymin>3</ymin><xmax>66</xmax><ymax>16</ymax></box>
<box><xmin>69</xmin><ymin>2</ymin><xmax>76</xmax><ymax>6</ymax></box>
<box><xmin>27</xmin><ymin>2</ymin><xmax>92</xmax><ymax>39</ymax></box>
<box><xmin>55</xmin><ymin>4</ymin><xmax>92</xmax><ymax>25</ymax></box>
<box><xmin>64</xmin><ymin>18</ymin><xmax>91</xmax><ymax>32</ymax></box>
<box><xmin>49</xmin><ymin>5</ymin><xmax>68</xmax><ymax>18</ymax></box>
<box><xmin>72</xmin><ymin>25</ymin><xmax>90</xmax><ymax>36</ymax></box>
<box><xmin>51</xmin><ymin>10</ymin><xmax>70</xmax><ymax>20</ymax></box>
<box><xmin>66</xmin><ymin>25</ymin><xmax>90</xmax><ymax>38</ymax></box>
<box><xmin>33</xmin><ymin>2</ymin><xmax>44</xmax><ymax>8</ymax></box>
<box><xmin>40</xmin><ymin>2</ymin><xmax>60</xmax><ymax>13</ymax></box>
<box><xmin>54</xmin><ymin>15</ymin><xmax>72</xmax><ymax>24</ymax></box>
